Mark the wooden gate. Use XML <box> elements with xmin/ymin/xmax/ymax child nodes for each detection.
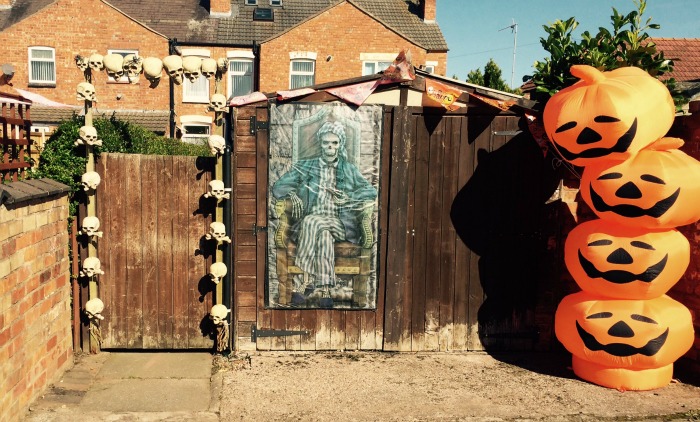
<box><xmin>95</xmin><ymin>153</ymin><xmax>215</xmax><ymax>349</ymax></box>
<box><xmin>232</xmin><ymin>102</ymin><xmax>559</xmax><ymax>351</ymax></box>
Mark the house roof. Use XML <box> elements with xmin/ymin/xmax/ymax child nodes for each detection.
<box><xmin>29</xmin><ymin>107</ymin><xmax>170</xmax><ymax>133</ymax></box>
<box><xmin>0</xmin><ymin>0</ymin><xmax>55</xmax><ymax>31</ymax></box>
<box><xmin>652</xmin><ymin>38</ymin><xmax>700</xmax><ymax>82</ymax></box>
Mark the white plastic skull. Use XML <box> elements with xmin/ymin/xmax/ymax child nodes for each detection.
<box><xmin>76</xmin><ymin>82</ymin><xmax>96</xmax><ymax>102</ymax></box>
<box><xmin>80</xmin><ymin>256</ymin><xmax>105</xmax><ymax>278</ymax></box>
<box><xmin>163</xmin><ymin>55</ymin><xmax>184</xmax><ymax>85</ymax></box>
<box><xmin>209</xmin><ymin>262</ymin><xmax>228</xmax><ymax>284</ymax></box>
<box><xmin>75</xmin><ymin>55</ymin><xmax>89</xmax><ymax>72</ymax></box>
<box><xmin>142</xmin><ymin>57</ymin><xmax>163</xmax><ymax>84</ymax></box>
<box><xmin>103</xmin><ymin>54</ymin><xmax>125</xmax><ymax>79</ymax></box>
<box><xmin>209</xmin><ymin>304</ymin><xmax>230</xmax><ymax>326</ymax></box>
<box><xmin>88</xmin><ymin>53</ymin><xmax>104</xmax><ymax>71</ymax></box>
<box><xmin>75</xmin><ymin>125</ymin><xmax>103</xmax><ymax>147</ymax></box>
<box><xmin>201</xmin><ymin>58</ymin><xmax>218</xmax><ymax>79</ymax></box>
<box><xmin>122</xmin><ymin>54</ymin><xmax>143</xmax><ymax>83</ymax></box>
<box><xmin>81</xmin><ymin>216</ymin><xmax>103</xmax><ymax>238</ymax></box>
<box><xmin>85</xmin><ymin>298</ymin><xmax>105</xmax><ymax>321</ymax></box>
<box><xmin>81</xmin><ymin>171</ymin><xmax>101</xmax><ymax>191</ymax></box>
<box><xmin>209</xmin><ymin>93</ymin><xmax>227</xmax><ymax>112</ymax></box>
<box><xmin>217</xmin><ymin>57</ymin><xmax>229</xmax><ymax>73</ymax></box>
<box><xmin>182</xmin><ymin>56</ymin><xmax>202</xmax><ymax>83</ymax></box>
<box><xmin>206</xmin><ymin>222</ymin><xmax>231</xmax><ymax>244</ymax></box>
<box><xmin>207</xmin><ymin>135</ymin><xmax>225</xmax><ymax>156</ymax></box>
<box><xmin>204</xmin><ymin>180</ymin><xmax>231</xmax><ymax>201</ymax></box>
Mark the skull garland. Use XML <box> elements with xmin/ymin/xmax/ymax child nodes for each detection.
<box><xmin>85</xmin><ymin>298</ymin><xmax>105</xmax><ymax>321</ymax></box>
<box><xmin>201</xmin><ymin>58</ymin><xmax>218</xmax><ymax>79</ymax></box>
<box><xmin>80</xmin><ymin>256</ymin><xmax>105</xmax><ymax>278</ymax></box>
<box><xmin>81</xmin><ymin>216</ymin><xmax>103</xmax><ymax>238</ymax></box>
<box><xmin>204</xmin><ymin>180</ymin><xmax>231</xmax><ymax>202</ymax></box>
<box><xmin>163</xmin><ymin>55</ymin><xmax>184</xmax><ymax>85</ymax></box>
<box><xmin>205</xmin><ymin>222</ymin><xmax>231</xmax><ymax>244</ymax></box>
<box><xmin>209</xmin><ymin>262</ymin><xmax>228</xmax><ymax>284</ymax></box>
<box><xmin>207</xmin><ymin>135</ymin><xmax>226</xmax><ymax>156</ymax></box>
<box><xmin>142</xmin><ymin>57</ymin><xmax>163</xmax><ymax>85</ymax></box>
<box><xmin>182</xmin><ymin>56</ymin><xmax>202</xmax><ymax>83</ymax></box>
<box><xmin>103</xmin><ymin>53</ymin><xmax>125</xmax><ymax>80</ymax></box>
<box><xmin>81</xmin><ymin>171</ymin><xmax>101</xmax><ymax>191</ymax></box>
<box><xmin>210</xmin><ymin>304</ymin><xmax>230</xmax><ymax>326</ymax></box>
<box><xmin>208</xmin><ymin>93</ymin><xmax>228</xmax><ymax>113</ymax></box>
<box><xmin>76</xmin><ymin>82</ymin><xmax>96</xmax><ymax>102</ymax></box>
<box><xmin>122</xmin><ymin>53</ymin><xmax>143</xmax><ymax>83</ymax></box>
<box><xmin>88</xmin><ymin>53</ymin><xmax>104</xmax><ymax>72</ymax></box>
<box><xmin>75</xmin><ymin>126</ymin><xmax>103</xmax><ymax>147</ymax></box>
<box><xmin>217</xmin><ymin>57</ymin><xmax>229</xmax><ymax>75</ymax></box>
<box><xmin>75</xmin><ymin>55</ymin><xmax>89</xmax><ymax>72</ymax></box>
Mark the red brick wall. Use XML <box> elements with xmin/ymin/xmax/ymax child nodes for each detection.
<box><xmin>0</xmin><ymin>192</ymin><xmax>72</xmax><ymax>421</ymax></box>
<box><xmin>259</xmin><ymin>1</ymin><xmax>447</xmax><ymax>92</ymax></box>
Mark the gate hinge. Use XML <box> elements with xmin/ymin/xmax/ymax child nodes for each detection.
<box><xmin>249</xmin><ymin>116</ymin><xmax>269</xmax><ymax>134</ymax></box>
<box><xmin>251</xmin><ymin>326</ymin><xmax>310</xmax><ymax>342</ymax></box>
<box><xmin>252</xmin><ymin>223</ymin><xmax>267</xmax><ymax>236</ymax></box>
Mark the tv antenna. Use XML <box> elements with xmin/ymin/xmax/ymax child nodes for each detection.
<box><xmin>499</xmin><ymin>19</ymin><xmax>518</xmax><ymax>89</ymax></box>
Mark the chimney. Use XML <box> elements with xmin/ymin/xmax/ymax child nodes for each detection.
<box><xmin>210</xmin><ymin>0</ymin><xmax>232</xmax><ymax>18</ymax></box>
<box><xmin>421</xmin><ymin>0</ymin><xmax>436</xmax><ymax>23</ymax></box>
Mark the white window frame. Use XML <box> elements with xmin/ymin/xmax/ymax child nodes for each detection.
<box><xmin>28</xmin><ymin>46</ymin><xmax>56</xmax><ymax>85</ymax></box>
<box><xmin>180</xmin><ymin>115</ymin><xmax>212</xmax><ymax>144</ymax></box>
<box><xmin>227</xmin><ymin>52</ymin><xmax>255</xmax><ymax>99</ymax></box>
<box><xmin>288</xmin><ymin>52</ymin><xmax>317</xmax><ymax>89</ymax></box>
<box><xmin>362</xmin><ymin>61</ymin><xmax>392</xmax><ymax>76</ymax></box>
<box><xmin>181</xmin><ymin>49</ymin><xmax>211</xmax><ymax>103</ymax></box>
<box><xmin>107</xmin><ymin>49</ymin><xmax>139</xmax><ymax>84</ymax></box>
<box><xmin>359</xmin><ymin>53</ymin><xmax>397</xmax><ymax>76</ymax></box>
<box><xmin>424</xmin><ymin>61</ymin><xmax>438</xmax><ymax>74</ymax></box>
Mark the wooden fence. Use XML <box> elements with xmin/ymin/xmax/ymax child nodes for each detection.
<box><xmin>0</xmin><ymin>102</ymin><xmax>32</xmax><ymax>182</ymax></box>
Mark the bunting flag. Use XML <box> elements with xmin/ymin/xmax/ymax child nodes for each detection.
<box><xmin>378</xmin><ymin>49</ymin><xmax>415</xmax><ymax>85</ymax></box>
<box><xmin>469</xmin><ymin>92</ymin><xmax>516</xmax><ymax>111</ymax></box>
<box><xmin>229</xmin><ymin>91</ymin><xmax>267</xmax><ymax>107</ymax></box>
<box><xmin>325</xmin><ymin>80</ymin><xmax>380</xmax><ymax>106</ymax></box>
<box><xmin>423</xmin><ymin>79</ymin><xmax>462</xmax><ymax>111</ymax></box>
<box><xmin>277</xmin><ymin>88</ymin><xmax>316</xmax><ymax>101</ymax></box>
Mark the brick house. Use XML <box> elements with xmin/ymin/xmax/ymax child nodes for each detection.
<box><xmin>652</xmin><ymin>38</ymin><xmax>700</xmax><ymax>110</ymax></box>
<box><xmin>0</xmin><ymin>0</ymin><xmax>447</xmax><ymax>138</ymax></box>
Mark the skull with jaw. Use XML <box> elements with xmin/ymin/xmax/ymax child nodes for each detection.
<box><xmin>103</xmin><ymin>54</ymin><xmax>125</xmax><ymax>80</ymax></box>
<box><xmin>320</xmin><ymin>132</ymin><xmax>340</xmax><ymax>164</ymax></box>
<box><xmin>163</xmin><ymin>55</ymin><xmax>184</xmax><ymax>85</ymax></box>
<box><xmin>81</xmin><ymin>216</ymin><xmax>103</xmax><ymax>238</ymax></box>
<box><xmin>209</xmin><ymin>262</ymin><xmax>228</xmax><ymax>284</ymax></box>
<box><xmin>80</xmin><ymin>256</ymin><xmax>105</xmax><ymax>278</ymax></box>
<box><xmin>122</xmin><ymin>54</ymin><xmax>143</xmax><ymax>83</ymax></box>
<box><xmin>182</xmin><ymin>56</ymin><xmax>202</xmax><ymax>83</ymax></box>
<box><xmin>208</xmin><ymin>93</ymin><xmax>227</xmax><ymax>112</ymax></box>
<box><xmin>75</xmin><ymin>126</ymin><xmax>103</xmax><ymax>147</ymax></box>
<box><xmin>142</xmin><ymin>57</ymin><xmax>163</xmax><ymax>84</ymax></box>
<box><xmin>207</xmin><ymin>135</ymin><xmax>226</xmax><ymax>156</ymax></box>
<box><xmin>201</xmin><ymin>58</ymin><xmax>218</xmax><ymax>79</ymax></box>
<box><xmin>85</xmin><ymin>298</ymin><xmax>105</xmax><ymax>321</ymax></box>
<box><xmin>204</xmin><ymin>180</ymin><xmax>231</xmax><ymax>201</ymax></box>
<box><xmin>76</xmin><ymin>82</ymin><xmax>96</xmax><ymax>102</ymax></box>
<box><xmin>75</xmin><ymin>55</ymin><xmax>89</xmax><ymax>72</ymax></box>
<box><xmin>209</xmin><ymin>304</ymin><xmax>230</xmax><ymax>326</ymax></box>
<box><xmin>81</xmin><ymin>171</ymin><xmax>101</xmax><ymax>191</ymax></box>
<box><xmin>205</xmin><ymin>222</ymin><xmax>231</xmax><ymax>244</ymax></box>
<box><xmin>88</xmin><ymin>53</ymin><xmax>104</xmax><ymax>72</ymax></box>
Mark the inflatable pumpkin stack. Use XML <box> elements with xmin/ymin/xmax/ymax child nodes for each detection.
<box><xmin>544</xmin><ymin>65</ymin><xmax>697</xmax><ymax>391</ymax></box>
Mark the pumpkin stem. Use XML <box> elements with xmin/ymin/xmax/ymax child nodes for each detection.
<box><xmin>570</xmin><ymin>65</ymin><xmax>606</xmax><ymax>84</ymax></box>
<box><xmin>646</xmin><ymin>137</ymin><xmax>685</xmax><ymax>151</ymax></box>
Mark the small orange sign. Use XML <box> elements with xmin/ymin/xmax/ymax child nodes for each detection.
<box><xmin>424</xmin><ymin>79</ymin><xmax>462</xmax><ymax>111</ymax></box>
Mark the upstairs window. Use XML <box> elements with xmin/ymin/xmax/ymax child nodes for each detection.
<box><xmin>245</xmin><ymin>0</ymin><xmax>257</xmax><ymax>5</ymax></box>
<box><xmin>28</xmin><ymin>47</ymin><xmax>56</xmax><ymax>85</ymax></box>
<box><xmin>289</xmin><ymin>59</ymin><xmax>315</xmax><ymax>89</ymax></box>
<box><xmin>181</xmin><ymin>49</ymin><xmax>211</xmax><ymax>103</ymax></box>
<box><xmin>228</xmin><ymin>58</ymin><xmax>254</xmax><ymax>98</ymax></box>
<box><xmin>362</xmin><ymin>61</ymin><xmax>392</xmax><ymax>76</ymax></box>
<box><xmin>270</xmin><ymin>0</ymin><xmax>282</xmax><ymax>5</ymax></box>
<box><xmin>107</xmin><ymin>49</ymin><xmax>138</xmax><ymax>83</ymax></box>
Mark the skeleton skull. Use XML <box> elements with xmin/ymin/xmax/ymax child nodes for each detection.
<box><xmin>209</xmin><ymin>304</ymin><xmax>230</xmax><ymax>326</ymax></box>
<box><xmin>207</xmin><ymin>135</ymin><xmax>226</xmax><ymax>156</ymax></box>
<box><xmin>75</xmin><ymin>125</ymin><xmax>103</xmax><ymax>147</ymax></box>
<box><xmin>122</xmin><ymin>53</ymin><xmax>143</xmax><ymax>83</ymax></box>
<box><xmin>103</xmin><ymin>54</ymin><xmax>125</xmax><ymax>80</ymax></box>
<box><xmin>163</xmin><ymin>55</ymin><xmax>184</xmax><ymax>85</ymax></box>
<box><xmin>85</xmin><ymin>298</ymin><xmax>105</xmax><ymax>321</ymax></box>
<box><xmin>205</xmin><ymin>222</ymin><xmax>231</xmax><ymax>244</ymax></box>
<box><xmin>81</xmin><ymin>216</ymin><xmax>103</xmax><ymax>238</ymax></box>
<box><xmin>204</xmin><ymin>180</ymin><xmax>231</xmax><ymax>201</ymax></box>
<box><xmin>88</xmin><ymin>53</ymin><xmax>104</xmax><ymax>71</ymax></box>
<box><xmin>81</xmin><ymin>171</ymin><xmax>101</xmax><ymax>191</ymax></box>
<box><xmin>76</xmin><ymin>82</ymin><xmax>96</xmax><ymax>102</ymax></box>
<box><xmin>142</xmin><ymin>57</ymin><xmax>163</xmax><ymax>84</ymax></box>
<box><xmin>320</xmin><ymin>131</ymin><xmax>340</xmax><ymax>163</ymax></box>
<box><xmin>201</xmin><ymin>58</ymin><xmax>218</xmax><ymax>79</ymax></box>
<box><xmin>182</xmin><ymin>56</ymin><xmax>202</xmax><ymax>83</ymax></box>
<box><xmin>80</xmin><ymin>256</ymin><xmax>105</xmax><ymax>278</ymax></box>
<box><xmin>208</xmin><ymin>93</ymin><xmax>227</xmax><ymax>112</ymax></box>
<box><xmin>209</xmin><ymin>262</ymin><xmax>228</xmax><ymax>284</ymax></box>
<box><xmin>75</xmin><ymin>55</ymin><xmax>89</xmax><ymax>72</ymax></box>
<box><xmin>217</xmin><ymin>57</ymin><xmax>229</xmax><ymax>73</ymax></box>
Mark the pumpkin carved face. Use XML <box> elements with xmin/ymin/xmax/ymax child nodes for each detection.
<box><xmin>565</xmin><ymin>220</ymin><xmax>689</xmax><ymax>299</ymax></box>
<box><xmin>580</xmin><ymin>143</ymin><xmax>700</xmax><ymax>229</ymax></box>
<box><xmin>555</xmin><ymin>292</ymin><xmax>694</xmax><ymax>371</ymax></box>
<box><xmin>543</xmin><ymin>65</ymin><xmax>675</xmax><ymax>167</ymax></box>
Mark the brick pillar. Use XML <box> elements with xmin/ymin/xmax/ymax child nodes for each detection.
<box><xmin>210</xmin><ymin>0</ymin><xmax>231</xmax><ymax>17</ymax></box>
<box><xmin>422</xmin><ymin>0</ymin><xmax>436</xmax><ymax>23</ymax></box>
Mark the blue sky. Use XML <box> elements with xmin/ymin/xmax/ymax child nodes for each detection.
<box><xmin>436</xmin><ymin>0</ymin><xmax>700</xmax><ymax>87</ymax></box>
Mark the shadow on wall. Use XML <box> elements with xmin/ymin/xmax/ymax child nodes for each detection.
<box><xmin>450</xmin><ymin>123</ymin><xmax>566</xmax><ymax>353</ymax></box>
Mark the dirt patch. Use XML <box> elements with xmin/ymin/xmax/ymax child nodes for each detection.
<box><xmin>218</xmin><ymin>351</ymin><xmax>700</xmax><ymax>421</ymax></box>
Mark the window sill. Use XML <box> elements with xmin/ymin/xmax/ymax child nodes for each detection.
<box><xmin>182</xmin><ymin>99</ymin><xmax>210</xmax><ymax>104</ymax></box>
<box><xmin>28</xmin><ymin>83</ymin><xmax>56</xmax><ymax>88</ymax></box>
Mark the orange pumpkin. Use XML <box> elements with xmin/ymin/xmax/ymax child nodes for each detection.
<box><xmin>580</xmin><ymin>142</ymin><xmax>700</xmax><ymax>229</ymax></box>
<box><xmin>555</xmin><ymin>292</ymin><xmax>693</xmax><ymax>379</ymax></box>
<box><xmin>565</xmin><ymin>219</ymin><xmax>689</xmax><ymax>299</ymax></box>
<box><xmin>543</xmin><ymin>65</ymin><xmax>675</xmax><ymax>167</ymax></box>
<box><xmin>572</xmin><ymin>356</ymin><xmax>674</xmax><ymax>391</ymax></box>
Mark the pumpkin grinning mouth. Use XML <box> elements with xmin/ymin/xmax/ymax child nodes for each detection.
<box><xmin>576</xmin><ymin>321</ymin><xmax>669</xmax><ymax>357</ymax></box>
<box><xmin>578</xmin><ymin>251</ymin><xmax>668</xmax><ymax>284</ymax></box>
<box><xmin>553</xmin><ymin>118</ymin><xmax>637</xmax><ymax>162</ymax></box>
<box><xmin>589</xmin><ymin>185</ymin><xmax>680</xmax><ymax>218</ymax></box>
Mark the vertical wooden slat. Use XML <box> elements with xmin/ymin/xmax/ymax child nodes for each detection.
<box><xmin>344</xmin><ymin>311</ymin><xmax>360</xmax><ymax>351</ymax></box>
<box><xmin>109</xmin><ymin>154</ymin><xmax>128</xmax><ymax>348</ymax></box>
<box><xmin>315</xmin><ymin>309</ymin><xmax>332</xmax><ymax>350</ymax></box>
<box><xmin>439</xmin><ymin>116</ymin><xmax>458</xmax><ymax>351</ymax></box>
<box><xmin>255</xmin><ymin>106</ymin><xmax>272</xmax><ymax>351</ymax></box>
<box><xmin>453</xmin><ymin>115</ymin><xmax>472</xmax><ymax>351</ymax></box>
<box><xmin>156</xmin><ymin>155</ymin><xmax>174</xmax><ymax>348</ymax></box>
<box><xmin>172</xmin><ymin>157</ymin><xmax>190</xmax><ymax>348</ymax></box>
<box><xmin>141</xmin><ymin>156</ymin><xmax>159</xmax><ymax>348</ymax></box>
<box><xmin>125</xmin><ymin>154</ymin><xmax>144</xmax><ymax>348</ymax></box>
<box><xmin>329</xmin><ymin>311</ymin><xmax>346</xmax><ymax>350</ymax></box>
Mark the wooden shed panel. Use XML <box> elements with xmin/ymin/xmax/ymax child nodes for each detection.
<box><xmin>141</xmin><ymin>155</ymin><xmax>159</xmax><ymax>348</ymax></box>
<box><xmin>155</xmin><ymin>155</ymin><xmax>175</xmax><ymax>349</ymax></box>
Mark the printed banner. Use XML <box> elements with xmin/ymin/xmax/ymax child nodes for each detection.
<box><xmin>423</xmin><ymin>79</ymin><xmax>462</xmax><ymax>111</ymax></box>
<box><xmin>325</xmin><ymin>80</ymin><xmax>380</xmax><ymax>106</ymax></box>
<box><xmin>267</xmin><ymin>103</ymin><xmax>383</xmax><ymax>310</ymax></box>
